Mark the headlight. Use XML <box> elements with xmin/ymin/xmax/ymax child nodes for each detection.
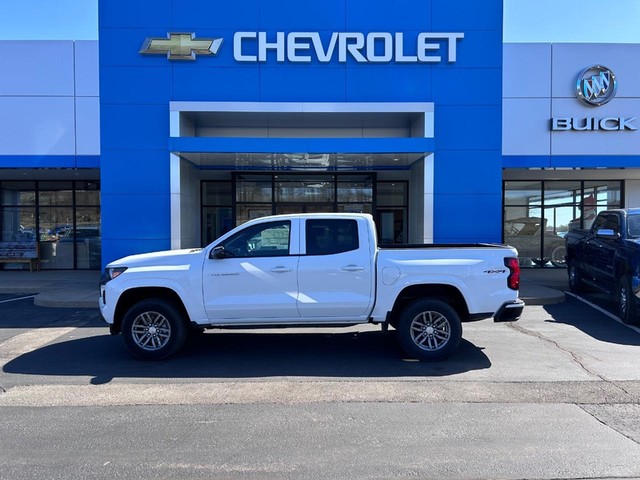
<box><xmin>106</xmin><ymin>267</ymin><xmax>128</xmax><ymax>280</ymax></box>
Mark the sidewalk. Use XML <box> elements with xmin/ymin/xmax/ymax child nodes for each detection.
<box><xmin>0</xmin><ymin>267</ymin><xmax>568</xmax><ymax>309</ymax></box>
<box><xmin>0</xmin><ymin>270</ymin><xmax>100</xmax><ymax>308</ymax></box>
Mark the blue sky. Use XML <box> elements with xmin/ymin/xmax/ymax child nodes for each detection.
<box><xmin>0</xmin><ymin>0</ymin><xmax>639</xmax><ymax>43</ymax></box>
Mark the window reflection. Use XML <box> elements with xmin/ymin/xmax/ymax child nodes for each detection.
<box><xmin>202</xmin><ymin>174</ymin><xmax>407</xmax><ymax>246</ymax></box>
<box><xmin>504</xmin><ymin>180</ymin><xmax>622</xmax><ymax>268</ymax></box>
<box><xmin>0</xmin><ymin>180</ymin><xmax>101</xmax><ymax>270</ymax></box>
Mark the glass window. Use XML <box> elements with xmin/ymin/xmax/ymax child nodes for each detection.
<box><xmin>584</xmin><ymin>181</ymin><xmax>622</xmax><ymax>206</ymax></box>
<box><xmin>504</xmin><ymin>209</ymin><xmax>543</xmax><ymax>262</ymax></box>
<box><xmin>628</xmin><ymin>214</ymin><xmax>640</xmax><ymax>238</ymax></box>
<box><xmin>203</xmin><ymin>182</ymin><xmax>232</xmax><ymax>206</ymax></box>
<box><xmin>75</xmin><ymin>207</ymin><xmax>101</xmax><ymax>269</ymax></box>
<box><xmin>202</xmin><ymin>207</ymin><xmax>233</xmax><ymax>245</ymax></box>
<box><xmin>306</xmin><ymin>219</ymin><xmax>359</xmax><ymax>256</ymax></box>
<box><xmin>504</xmin><ymin>181</ymin><xmax>542</xmax><ymax>207</ymax></box>
<box><xmin>504</xmin><ymin>179</ymin><xmax>623</xmax><ymax>268</ymax></box>
<box><xmin>0</xmin><ymin>206</ymin><xmax>36</xmax><ymax>241</ymax></box>
<box><xmin>236</xmin><ymin>204</ymin><xmax>273</xmax><ymax>226</ymax></box>
<box><xmin>39</xmin><ymin>207</ymin><xmax>74</xmax><ymax>269</ymax></box>
<box><xmin>604</xmin><ymin>214</ymin><xmax>620</xmax><ymax>234</ymax></box>
<box><xmin>75</xmin><ymin>181</ymin><xmax>101</xmax><ymax>206</ymax></box>
<box><xmin>337</xmin><ymin>176</ymin><xmax>373</xmax><ymax>203</ymax></box>
<box><xmin>338</xmin><ymin>204</ymin><xmax>373</xmax><ymax>214</ymax></box>
<box><xmin>236</xmin><ymin>176</ymin><xmax>272</xmax><ymax>203</ymax></box>
<box><xmin>275</xmin><ymin>176</ymin><xmax>334</xmax><ymax>203</ymax></box>
<box><xmin>543</xmin><ymin>181</ymin><xmax>581</xmax><ymax>205</ymax></box>
<box><xmin>1</xmin><ymin>182</ymin><xmax>36</xmax><ymax>206</ymax></box>
<box><xmin>221</xmin><ymin>220</ymin><xmax>290</xmax><ymax>257</ymax></box>
<box><xmin>377</xmin><ymin>209</ymin><xmax>407</xmax><ymax>244</ymax></box>
<box><xmin>206</xmin><ymin>174</ymin><xmax>377</xmax><ymax>246</ymax></box>
<box><xmin>39</xmin><ymin>182</ymin><xmax>73</xmax><ymax>206</ymax></box>
<box><xmin>377</xmin><ymin>182</ymin><xmax>407</xmax><ymax>206</ymax></box>
<box><xmin>542</xmin><ymin>207</ymin><xmax>568</xmax><ymax>267</ymax></box>
<box><xmin>0</xmin><ymin>180</ymin><xmax>101</xmax><ymax>270</ymax></box>
<box><xmin>591</xmin><ymin>213</ymin><xmax>607</xmax><ymax>231</ymax></box>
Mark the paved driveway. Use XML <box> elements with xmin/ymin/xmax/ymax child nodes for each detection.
<box><xmin>1</xmin><ymin>293</ymin><xmax>640</xmax><ymax>479</ymax></box>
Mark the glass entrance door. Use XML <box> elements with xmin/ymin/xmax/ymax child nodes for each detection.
<box><xmin>202</xmin><ymin>173</ymin><xmax>412</xmax><ymax>245</ymax></box>
<box><xmin>234</xmin><ymin>173</ymin><xmax>375</xmax><ymax>225</ymax></box>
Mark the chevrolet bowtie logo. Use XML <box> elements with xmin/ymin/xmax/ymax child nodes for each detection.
<box><xmin>139</xmin><ymin>33</ymin><xmax>223</xmax><ymax>60</ymax></box>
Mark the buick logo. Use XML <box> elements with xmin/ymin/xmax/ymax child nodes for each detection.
<box><xmin>576</xmin><ymin>65</ymin><xmax>617</xmax><ymax>106</ymax></box>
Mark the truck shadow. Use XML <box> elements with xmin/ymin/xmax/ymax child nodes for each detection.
<box><xmin>544</xmin><ymin>296</ymin><xmax>640</xmax><ymax>346</ymax></box>
<box><xmin>3</xmin><ymin>329</ymin><xmax>491</xmax><ymax>383</ymax></box>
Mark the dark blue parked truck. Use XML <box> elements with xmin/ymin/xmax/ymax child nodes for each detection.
<box><xmin>565</xmin><ymin>208</ymin><xmax>640</xmax><ymax>325</ymax></box>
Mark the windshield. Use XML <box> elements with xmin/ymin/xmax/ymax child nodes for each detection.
<box><xmin>628</xmin><ymin>214</ymin><xmax>640</xmax><ymax>238</ymax></box>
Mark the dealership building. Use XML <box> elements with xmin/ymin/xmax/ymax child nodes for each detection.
<box><xmin>0</xmin><ymin>0</ymin><xmax>638</xmax><ymax>270</ymax></box>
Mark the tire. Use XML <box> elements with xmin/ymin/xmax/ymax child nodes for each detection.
<box><xmin>550</xmin><ymin>246</ymin><xmax>567</xmax><ymax>268</ymax></box>
<box><xmin>618</xmin><ymin>276</ymin><xmax>639</xmax><ymax>325</ymax></box>
<box><xmin>121</xmin><ymin>299</ymin><xmax>188</xmax><ymax>360</ymax></box>
<box><xmin>568</xmin><ymin>260</ymin><xmax>583</xmax><ymax>293</ymax></box>
<box><xmin>396</xmin><ymin>299</ymin><xmax>462</xmax><ymax>361</ymax></box>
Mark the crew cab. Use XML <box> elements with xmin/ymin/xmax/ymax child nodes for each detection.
<box><xmin>100</xmin><ymin>213</ymin><xmax>524</xmax><ymax>361</ymax></box>
<box><xmin>565</xmin><ymin>208</ymin><xmax>640</xmax><ymax>325</ymax></box>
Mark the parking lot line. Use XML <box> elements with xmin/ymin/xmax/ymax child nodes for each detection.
<box><xmin>565</xmin><ymin>291</ymin><xmax>640</xmax><ymax>334</ymax></box>
<box><xmin>0</xmin><ymin>295</ymin><xmax>36</xmax><ymax>304</ymax></box>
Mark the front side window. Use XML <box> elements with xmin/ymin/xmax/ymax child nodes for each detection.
<box><xmin>221</xmin><ymin>221</ymin><xmax>290</xmax><ymax>257</ymax></box>
<box><xmin>591</xmin><ymin>214</ymin><xmax>608</xmax><ymax>232</ymax></box>
<box><xmin>306</xmin><ymin>219</ymin><xmax>359</xmax><ymax>256</ymax></box>
<box><xmin>604</xmin><ymin>215</ymin><xmax>620</xmax><ymax>234</ymax></box>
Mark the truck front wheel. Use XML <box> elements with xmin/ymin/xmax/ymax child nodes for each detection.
<box><xmin>568</xmin><ymin>260</ymin><xmax>583</xmax><ymax>293</ymax></box>
<box><xmin>618</xmin><ymin>276</ymin><xmax>639</xmax><ymax>326</ymax></box>
<box><xmin>121</xmin><ymin>299</ymin><xmax>188</xmax><ymax>360</ymax></box>
<box><xmin>396</xmin><ymin>299</ymin><xmax>462</xmax><ymax>361</ymax></box>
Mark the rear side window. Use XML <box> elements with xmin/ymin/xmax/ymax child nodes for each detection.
<box><xmin>306</xmin><ymin>219</ymin><xmax>359</xmax><ymax>256</ymax></box>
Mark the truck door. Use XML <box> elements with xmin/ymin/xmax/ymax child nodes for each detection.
<box><xmin>588</xmin><ymin>213</ymin><xmax>619</xmax><ymax>291</ymax></box>
<box><xmin>297</xmin><ymin>218</ymin><xmax>374</xmax><ymax>319</ymax></box>
<box><xmin>202</xmin><ymin>219</ymin><xmax>300</xmax><ymax>320</ymax></box>
<box><xmin>582</xmin><ymin>213</ymin><xmax>607</xmax><ymax>279</ymax></box>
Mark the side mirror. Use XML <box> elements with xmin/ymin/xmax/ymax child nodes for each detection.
<box><xmin>595</xmin><ymin>228</ymin><xmax>620</xmax><ymax>240</ymax></box>
<box><xmin>210</xmin><ymin>246</ymin><xmax>227</xmax><ymax>259</ymax></box>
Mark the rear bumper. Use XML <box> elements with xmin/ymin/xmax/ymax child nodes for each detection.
<box><xmin>493</xmin><ymin>299</ymin><xmax>525</xmax><ymax>322</ymax></box>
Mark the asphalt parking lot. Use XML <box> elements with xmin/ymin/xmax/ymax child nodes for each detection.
<box><xmin>1</xmin><ymin>289</ymin><xmax>640</xmax><ymax>395</ymax></box>
<box><xmin>1</xmin><ymin>287</ymin><xmax>640</xmax><ymax>479</ymax></box>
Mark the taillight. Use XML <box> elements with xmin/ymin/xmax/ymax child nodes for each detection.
<box><xmin>505</xmin><ymin>257</ymin><xmax>520</xmax><ymax>290</ymax></box>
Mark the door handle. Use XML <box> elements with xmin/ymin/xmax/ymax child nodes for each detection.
<box><xmin>341</xmin><ymin>265</ymin><xmax>365</xmax><ymax>272</ymax></box>
<box><xmin>270</xmin><ymin>266</ymin><xmax>293</xmax><ymax>273</ymax></box>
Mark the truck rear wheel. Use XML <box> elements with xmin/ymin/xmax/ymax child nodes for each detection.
<box><xmin>121</xmin><ymin>299</ymin><xmax>188</xmax><ymax>360</ymax></box>
<box><xmin>618</xmin><ymin>276</ymin><xmax>639</xmax><ymax>325</ymax></box>
<box><xmin>396</xmin><ymin>299</ymin><xmax>462</xmax><ymax>361</ymax></box>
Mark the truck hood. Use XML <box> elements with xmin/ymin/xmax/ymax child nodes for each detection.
<box><xmin>107</xmin><ymin>248</ymin><xmax>204</xmax><ymax>268</ymax></box>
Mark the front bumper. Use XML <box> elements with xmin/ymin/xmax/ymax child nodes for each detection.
<box><xmin>493</xmin><ymin>299</ymin><xmax>525</xmax><ymax>322</ymax></box>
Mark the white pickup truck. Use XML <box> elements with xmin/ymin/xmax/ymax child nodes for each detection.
<box><xmin>100</xmin><ymin>213</ymin><xmax>524</xmax><ymax>361</ymax></box>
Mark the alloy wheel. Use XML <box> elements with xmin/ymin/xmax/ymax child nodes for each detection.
<box><xmin>131</xmin><ymin>311</ymin><xmax>172</xmax><ymax>351</ymax></box>
<box><xmin>410</xmin><ymin>311</ymin><xmax>451</xmax><ymax>351</ymax></box>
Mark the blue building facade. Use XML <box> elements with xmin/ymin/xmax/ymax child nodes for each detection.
<box><xmin>2</xmin><ymin>3</ymin><xmax>634</xmax><ymax>270</ymax></box>
<box><xmin>98</xmin><ymin>0</ymin><xmax>504</xmax><ymax>265</ymax></box>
